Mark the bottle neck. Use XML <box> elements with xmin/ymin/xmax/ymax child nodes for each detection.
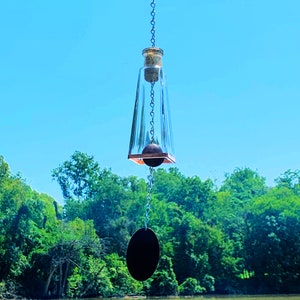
<box><xmin>143</xmin><ymin>47</ymin><xmax>163</xmax><ymax>68</ymax></box>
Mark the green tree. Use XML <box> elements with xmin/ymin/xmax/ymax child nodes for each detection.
<box><xmin>0</xmin><ymin>156</ymin><xmax>9</xmax><ymax>181</ymax></box>
<box><xmin>0</xmin><ymin>162</ymin><xmax>30</xmax><ymax>281</ymax></box>
<box><xmin>105</xmin><ymin>253</ymin><xmax>143</xmax><ymax>296</ymax></box>
<box><xmin>67</xmin><ymin>256</ymin><xmax>112</xmax><ymax>298</ymax></box>
<box><xmin>221</xmin><ymin>167</ymin><xmax>267</xmax><ymax>201</ymax></box>
<box><xmin>147</xmin><ymin>256</ymin><xmax>178</xmax><ymax>296</ymax></box>
<box><xmin>179</xmin><ymin>277</ymin><xmax>205</xmax><ymax>295</ymax></box>
<box><xmin>153</xmin><ymin>168</ymin><xmax>215</xmax><ymax>218</ymax></box>
<box><xmin>207</xmin><ymin>167</ymin><xmax>268</xmax><ymax>284</ymax></box>
<box><xmin>26</xmin><ymin>217</ymin><xmax>102</xmax><ymax>298</ymax></box>
<box><xmin>275</xmin><ymin>169</ymin><xmax>300</xmax><ymax>195</ymax></box>
<box><xmin>53</xmin><ymin>152</ymin><xmax>140</xmax><ymax>255</ymax></box>
<box><xmin>245</xmin><ymin>186</ymin><xmax>300</xmax><ymax>293</ymax></box>
<box><xmin>52</xmin><ymin>151</ymin><xmax>101</xmax><ymax>201</ymax></box>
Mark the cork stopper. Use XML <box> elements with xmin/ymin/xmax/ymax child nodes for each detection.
<box><xmin>143</xmin><ymin>47</ymin><xmax>163</xmax><ymax>83</ymax></box>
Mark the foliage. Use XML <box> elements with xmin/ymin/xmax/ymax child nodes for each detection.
<box><xmin>179</xmin><ymin>277</ymin><xmax>205</xmax><ymax>295</ymax></box>
<box><xmin>244</xmin><ymin>186</ymin><xmax>300</xmax><ymax>293</ymax></box>
<box><xmin>51</xmin><ymin>151</ymin><xmax>101</xmax><ymax>201</ymax></box>
<box><xmin>67</xmin><ymin>256</ymin><xmax>112</xmax><ymax>298</ymax></box>
<box><xmin>105</xmin><ymin>253</ymin><xmax>143</xmax><ymax>296</ymax></box>
<box><xmin>2</xmin><ymin>153</ymin><xmax>300</xmax><ymax>297</ymax></box>
<box><xmin>147</xmin><ymin>255</ymin><xmax>178</xmax><ymax>296</ymax></box>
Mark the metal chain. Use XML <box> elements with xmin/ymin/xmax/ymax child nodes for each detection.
<box><xmin>150</xmin><ymin>0</ymin><xmax>156</xmax><ymax>47</ymax></box>
<box><xmin>144</xmin><ymin>0</ymin><xmax>156</xmax><ymax>230</ymax></box>
<box><xmin>145</xmin><ymin>167</ymin><xmax>154</xmax><ymax>229</ymax></box>
<box><xmin>145</xmin><ymin>84</ymin><xmax>155</xmax><ymax>229</ymax></box>
<box><xmin>150</xmin><ymin>82</ymin><xmax>155</xmax><ymax>143</ymax></box>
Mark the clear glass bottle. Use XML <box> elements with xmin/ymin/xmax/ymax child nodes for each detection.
<box><xmin>128</xmin><ymin>47</ymin><xmax>175</xmax><ymax>167</ymax></box>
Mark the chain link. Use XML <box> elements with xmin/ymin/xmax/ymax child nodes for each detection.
<box><xmin>150</xmin><ymin>0</ymin><xmax>156</xmax><ymax>47</ymax></box>
<box><xmin>150</xmin><ymin>82</ymin><xmax>155</xmax><ymax>143</ymax></box>
<box><xmin>145</xmin><ymin>167</ymin><xmax>154</xmax><ymax>229</ymax></box>
<box><xmin>145</xmin><ymin>84</ymin><xmax>155</xmax><ymax>229</ymax></box>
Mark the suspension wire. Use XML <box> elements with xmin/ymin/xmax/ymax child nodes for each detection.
<box><xmin>150</xmin><ymin>0</ymin><xmax>156</xmax><ymax>47</ymax></box>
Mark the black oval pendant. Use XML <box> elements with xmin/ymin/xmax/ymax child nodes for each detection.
<box><xmin>126</xmin><ymin>228</ymin><xmax>160</xmax><ymax>281</ymax></box>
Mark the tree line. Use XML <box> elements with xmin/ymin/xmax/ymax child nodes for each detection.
<box><xmin>1</xmin><ymin>151</ymin><xmax>300</xmax><ymax>298</ymax></box>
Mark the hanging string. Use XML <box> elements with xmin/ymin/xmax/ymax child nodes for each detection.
<box><xmin>150</xmin><ymin>0</ymin><xmax>156</xmax><ymax>47</ymax></box>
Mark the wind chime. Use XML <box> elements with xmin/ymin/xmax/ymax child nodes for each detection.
<box><xmin>126</xmin><ymin>0</ymin><xmax>175</xmax><ymax>281</ymax></box>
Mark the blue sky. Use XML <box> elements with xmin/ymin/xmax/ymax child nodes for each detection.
<box><xmin>1</xmin><ymin>1</ymin><xmax>300</xmax><ymax>203</ymax></box>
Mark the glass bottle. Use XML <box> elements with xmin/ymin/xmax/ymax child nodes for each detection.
<box><xmin>128</xmin><ymin>47</ymin><xmax>175</xmax><ymax>167</ymax></box>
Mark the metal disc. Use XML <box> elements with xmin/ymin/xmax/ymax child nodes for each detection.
<box><xmin>126</xmin><ymin>228</ymin><xmax>160</xmax><ymax>281</ymax></box>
